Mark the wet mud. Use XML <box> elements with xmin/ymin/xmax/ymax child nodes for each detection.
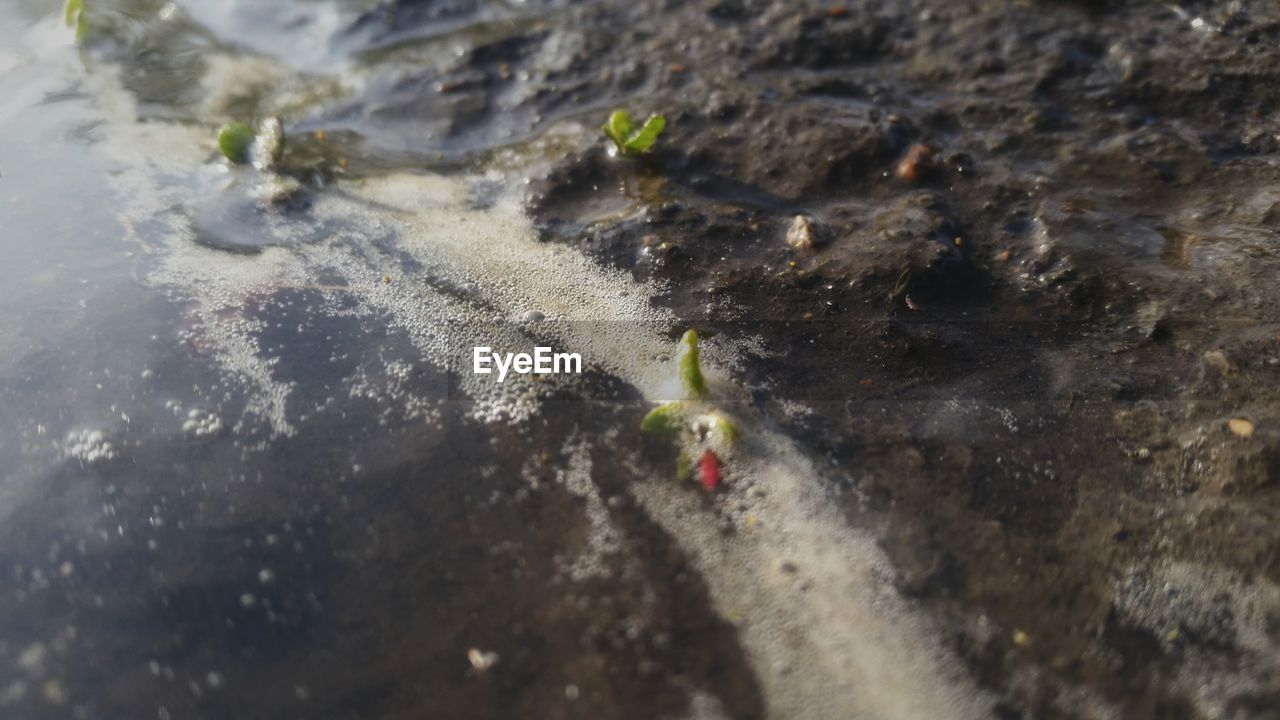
<box><xmin>1</xmin><ymin>0</ymin><xmax>1278</xmax><ymax>719</ymax></box>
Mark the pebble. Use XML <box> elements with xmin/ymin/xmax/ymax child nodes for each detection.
<box><xmin>467</xmin><ymin>648</ymin><xmax>499</xmax><ymax>672</ymax></box>
<box><xmin>1203</xmin><ymin>349</ymin><xmax>1234</xmax><ymax>375</ymax></box>
<box><xmin>1228</xmin><ymin>418</ymin><xmax>1255</xmax><ymax>437</ymax></box>
<box><xmin>785</xmin><ymin>215</ymin><xmax>817</xmax><ymax>250</ymax></box>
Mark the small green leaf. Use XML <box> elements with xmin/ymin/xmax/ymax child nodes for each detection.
<box><xmin>622</xmin><ymin>115</ymin><xmax>665</xmax><ymax>154</ymax></box>
<box><xmin>675</xmin><ymin>450</ymin><xmax>693</xmax><ymax>482</ymax></box>
<box><xmin>708</xmin><ymin>413</ymin><xmax>740</xmax><ymax>445</ymax></box>
<box><xmin>603</xmin><ymin>110</ymin><xmax>666</xmax><ymax>157</ymax></box>
<box><xmin>603</xmin><ymin>110</ymin><xmax>636</xmax><ymax>150</ymax></box>
<box><xmin>65</xmin><ymin>0</ymin><xmax>82</xmax><ymax>27</ymax></box>
<box><xmin>678</xmin><ymin>329</ymin><xmax>707</xmax><ymax>399</ymax></box>
<box><xmin>65</xmin><ymin>0</ymin><xmax>88</xmax><ymax>41</ymax></box>
<box><xmin>640</xmin><ymin>402</ymin><xmax>685</xmax><ymax>435</ymax></box>
<box><xmin>217</xmin><ymin>122</ymin><xmax>255</xmax><ymax>164</ymax></box>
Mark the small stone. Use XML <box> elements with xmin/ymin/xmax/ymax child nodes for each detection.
<box><xmin>785</xmin><ymin>215</ymin><xmax>818</xmax><ymax>250</ymax></box>
<box><xmin>896</xmin><ymin>143</ymin><xmax>936</xmax><ymax>182</ymax></box>
<box><xmin>1136</xmin><ymin>301</ymin><xmax>1168</xmax><ymax>339</ymax></box>
<box><xmin>1202</xmin><ymin>349</ymin><xmax>1234</xmax><ymax>375</ymax></box>
<box><xmin>565</xmin><ymin>684</ymin><xmax>580</xmax><ymax>701</ymax></box>
<box><xmin>467</xmin><ymin>648</ymin><xmax>499</xmax><ymax>672</ymax></box>
<box><xmin>1012</xmin><ymin>629</ymin><xmax>1030</xmax><ymax>647</ymax></box>
<box><xmin>1228</xmin><ymin>418</ymin><xmax>1255</xmax><ymax>438</ymax></box>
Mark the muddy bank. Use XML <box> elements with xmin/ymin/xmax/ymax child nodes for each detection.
<box><xmin>510</xmin><ymin>0</ymin><xmax>1280</xmax><ymax>716</ymax></box>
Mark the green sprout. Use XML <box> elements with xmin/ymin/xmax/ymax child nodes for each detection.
<box><xmin>707</xmin><ymin>412</ymin><xmax>740</xmax><ymax>446</ymax></box>
<box><xmin>217</xmin><ymin>122</ymin><xmax>256</xmax><ymax>164</ymax></box>
<box><xmin>602</xmin><ymin>109</ymin><xmax>666</xmax><ymax>157</ymax></box>
<box><xmin>675</xmin><ymin>450</ymin><xmax>693</xmax><ymax>482</ymax></box>
<box><xmin>678</xmin><ymin>329</ymin><xmax>706</xmax><ymax>399</ymax></box>
<box><xmin>640</xmin><ymin>402</ymin><xmax>685</xmax><ymax>435</ymax></box>
<box><xmin>65</xmin><ymin>0</ymin><xmax>87</xmax><ymax>42</ymax></box>
<box><xmin>640</xmin><ymin>330</ymin><xmax>742</xmax><ymax>487</ymax></box>
<box><xmin>216</xmin><ymin>118</ymin><xmax>286</xmax><ymax>169</ymax></box>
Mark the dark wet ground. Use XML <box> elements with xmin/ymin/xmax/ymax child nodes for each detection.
<box><xmin>2</xmin><ymin>0</ymin><xmax>1279</xmax><ymax>718</ymax></box>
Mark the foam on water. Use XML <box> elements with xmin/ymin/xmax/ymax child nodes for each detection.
<box><xmin>1114</xmin><ymin>559</ymin><xmax>1280</xmax><ymax>719</ymax></box>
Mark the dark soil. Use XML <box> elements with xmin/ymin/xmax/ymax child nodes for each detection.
<box><xmin>418</xmin><ymin>0</ymin><xmax>1280</xmax><ymax>716</ymax></box>
<box><xmin>3</xmin><ymin>1</ymin><xmax>1278</xmax><ymax>718</ymax></box>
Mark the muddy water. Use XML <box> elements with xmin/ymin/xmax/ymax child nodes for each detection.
<box><xmin>1</xmin><ymin>1</ymin><xmax>1279</xmax><ymax>719</ymax></box>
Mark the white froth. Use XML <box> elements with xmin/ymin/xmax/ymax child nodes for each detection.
<box><xmin>558</xmin><ymin>439</ymin><xmax>625</xmax><ymax>582</ymax></box>
<box><xmin>1114</xmin><ymin>560</ymin><xmax>1280</xmax><ymax>719</ymax></box>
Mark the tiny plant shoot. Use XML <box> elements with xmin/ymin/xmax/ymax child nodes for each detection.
<box><xmin>602</xmin><ymin>109</ymin><xmax>666</xmax><ymax>157</ymax></box>
<box><xmin>217</xmin><ymin>123</ymin><xmax>256</xmax><ymax>164</ymax></box>
<box><xmin>640</xmin><ymin>402</ymin><xmax>684</xmax><ymax>435</ymax></box>
<box><xmin>216</xmin><ymin>118</ymin><xmax>285</xmax><ymax>169</ymax></box>
<box><xmin>65</xmin><ymin>0</ymin><xmax>87</xmax><ymax>42</ymax></box>
<box><xmin>639</xmin><ymin>329</ymin><xmax>740</xmax><ymax>490</ymax></box>
<box><xmin>678</xmin><ymin>329</ymin><xmax>706</xmax><ymax>399</ymax></box>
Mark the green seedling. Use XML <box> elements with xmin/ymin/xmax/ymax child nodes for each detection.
<box><xmin>217</xmin><ymin>122</ymin><xmax>256</xmax><ymax>164</ymax></box>
<box><xmin>678</xmin><ymin>329</ymin><xmax>707</xmax><ymax>399</ymax></box>
<box><xmin>641</xmin><ymin>402</ymin><xmax>686</xmax><ymax>435</ymax></box>
<box><xmin>217</xmin><ymin>118</ymin><xmax>286</xmax><ymax>169</ymax></box>
<box><xmin>707</xmin><ymin>412</ymin><xmax>740</xmax><ymax>446</ymax></box>
<box><xmin>603</xmin><ymin>109</ymin><xmax>666</xmax><ymax>157</ymax></box>
<box><xmin>675</xmin><ymin>450</ymin><xmax>693</xmax><ymax>482</ymax></box>
<box><xmin>639</xmin><ymin>330</ymin><xmax>742</xmax><ymax>488</ymax></box>
<box><xmin>65</xmin><ymin>0</ymin><xmax>87</xmax><ymax>41</ymax></box>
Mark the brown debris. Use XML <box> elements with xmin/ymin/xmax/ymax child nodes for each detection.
<box><xmin>896</xmin><ymin>143</ymin><xmax>936</xmax><ymax>182</ymax></box>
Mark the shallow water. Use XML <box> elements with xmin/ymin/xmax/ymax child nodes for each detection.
<box><xmin>2</xmin><ymin>1</ymin><xmax>1279</xmax><ymax>719</ymax></box>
